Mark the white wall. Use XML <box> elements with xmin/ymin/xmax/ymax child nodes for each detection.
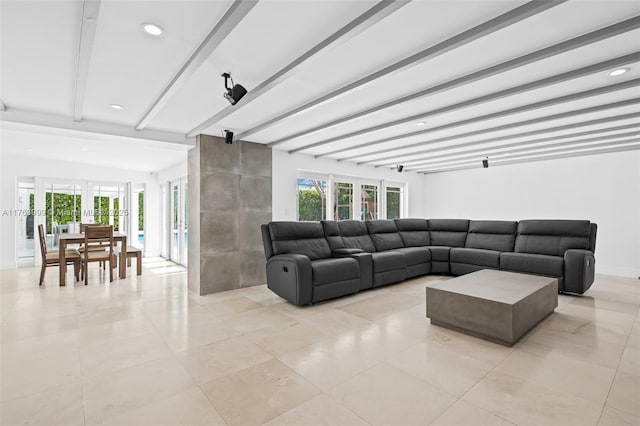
<box><xmin>422</xmin><ymin>150</ymin><xmax>640</xmax><ymax>277</ymax></box>
<box><xmin>157</xmin><ymin>160</ymin><xmax>187</xmax><ymax>183</ymax></box>
<box><xmin>0</xmin><ymin>151</ymin><xmax>162</xmax><ymax>268</ymax></box>
<box><xmin>272</xmin><ymin>149</ymin><xmax>426</xmax><ymax>220</ymax></box>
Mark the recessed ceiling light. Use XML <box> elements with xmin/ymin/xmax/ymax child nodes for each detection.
<box><xmin>110</xmin><ymin>104</ymin><xmax>124</xmax><ymax>110</ymax></box>
<box><xmin>143</xmin><ymin>23</ymin><xmax>163</xmax><ymax>36</ymax></box>
<box><xmin>416</xmin><ymin>122</ymin><xmax>427</xmax><ymax>126</ymax></box>
<box><xmin>85</xmin><ymin>17</ymin><xmax>96</xmax><ymax>23</ymax></box>
<box><xmin>26</xmin><ymin>148</ymin><xmax>33</xmax><ymax>152</ymax></box>
<box><xmin>81</xmin><ymin>148</ymin><xmax>89</xmax><ymax>151</ymax></box>
<box><xmin>609</xmin><ymin>68</ymin><xmax>630</xmax><ymax>77</ymax></box>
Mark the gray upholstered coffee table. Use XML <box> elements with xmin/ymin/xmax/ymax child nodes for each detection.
<box><xmin>426</xmin><ymin>269</ymin><xmax>558</xmax><ymax>346</ymax></box>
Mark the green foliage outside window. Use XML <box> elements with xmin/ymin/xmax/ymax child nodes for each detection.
<box><xmin>94</xmin><ymin>196</ymin><xmax>110</xmax><ymax>226</ymax></box>
<box><xmin>298</xmin><ymin>189</ymin><xmax>324</xmax><ymax>221</ymax></box>
<box><xmin>386</xmin><ymin>187</ymin><xmax>401</xmax><ymax>219</ymax></box>
<box><xmin>139</xmin><ymin>192</ymin><xmax>144</xmax><ymax>230</ymax></box>
<box><xmin>44</xmin><ymin>192</ymin><xmax>81</xmax><ymax>233</ymax></box>
<box><xmin>114</xmin><ymin>198</ymin><xmax>119</xmax><ymax>230</ymax></box>
<box><xmin>297</xmin><ymin>179</ymin><xmax>326</xmax><ymax>221</ymax></box>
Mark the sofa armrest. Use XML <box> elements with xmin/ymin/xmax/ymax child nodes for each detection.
<box><xmin>266</xmin><ymin>254</ymin><xmax>312</xmax><ymax>305</ymax></box>
<box><xmin>351</xmin><ymin>252</ymin><xmax>373</xmax><ymax>290</ymax></box>
<box><xmin>564</xmin><ymin>249</ymin><xmax>595</xmax><ymax>294</ymax></box>
<box><xmin>331</xmin><ymin>249</ymin><xmax>373</xmax><ymax>290</ymax></box>
<box><xmin>333</xmin><ymin>248</ymin><xmax>365</xmax><ymax>255</ymax></box>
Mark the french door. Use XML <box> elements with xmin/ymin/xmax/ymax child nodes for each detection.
<box><xmin>169</xmin><ymin>178</ymin><xmax>188</xmax><ymax>265</ymax></box>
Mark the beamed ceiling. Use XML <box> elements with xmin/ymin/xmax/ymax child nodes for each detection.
<box><xmin>1</xmin><ymin>0</ymin><xmax>639</xmax><ymax>173</ymax></box>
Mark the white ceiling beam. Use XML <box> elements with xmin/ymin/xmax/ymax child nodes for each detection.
<box><xmin>135</xmin><ymin>0</ymin><xmax>258</xmax><ymax>131</ymax></box>
<box><xmin>232</xmin><ymin>0</ymin><xmax>565</xmax><ymax>143</ymax></box>
<box><xmin>284</xmin><ymin>16</ymin><xmax>640</xmax><ymax>152</ymax></box>
<box><xmin>308</xmin><ymin>53</ymin><xmax>640</xmax><ymax>157</ymax></box>
<box><xmin>72</xmin><ymin>0</ymin><xmax>101</xmax><ymax>122</ymax></box>
<box><xmin>327</xmin><ymin>78</ymin><xmax>640</xmax><ymax>161</ymax></box>
<box><xmin>417</xmin><ymin>143</ymin><xmax>640</xmax><ymax>174</ymax></box>
<box><xmin>414</xmin><ymin>139</ymin><xmax>640</xmax><ymax>172</ymax></box>
<box><xmin>403</xmin><ymin>130</ymin><xmax>640</xmax><ymax>170</ymax></box>
<box><xmin>1</xmin><ymin>109</ymin><xmax>194</xmax><ymax>146</ymax></box>
<box><xmin>412</xmin><ymin>138</ymin><xmax>638</xmax><ymax>171</ymax></box>
<box><xmin>369</xmin><ymin>112</ymin><xmax>640</xmax><ymax>167</ymax></box>
<box><xmin>0</xmin><ymin>97</ymin><xmax>6</xmax><ymax>112</ymax></box>
<box><xmin>185</xmin><ymin>0</ymin><xmax>411</xmax><ymax>138</ymax></box>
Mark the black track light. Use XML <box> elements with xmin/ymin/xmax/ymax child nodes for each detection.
<box><xmin>224</xmin><ymin>130</ymin><xmax>234</xmax><ymax>144</ymax></box>
<box><xmin>222</xmin><ymin>72</ymin><xmax>247</xmax><ymax>105</ymax></box>
<box><xmin>482</xmin><ymin>157</ymin><xmax>489</xmax><ymax>168</ymax></box>
<box><xmin>396</xmin><ymin>164</ymin><xmax>404</xmax><ymax>173</ymax></box>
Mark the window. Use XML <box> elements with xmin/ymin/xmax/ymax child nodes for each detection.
<box><xmin>296</xmin><ymin>173</ymin><xmax>406</xmax><ymax>221</ymax></box>
<box><xmin>17</xmin><ymin>180</ymin><xmax>35</xmax><ymax>261</ymax></box>
<box><xmin>92</xmin><ymin>184</ymin><xmax>125</xmax><ymax>231</ymax></box>
<box><xmin>360</xmin><ymin>184</ymin><xmax>378</xmax><ymax>220</ymax></box>
<box><xmin>332</xmin><ymin>181</ymin><xmax>353</xmax><ymax>220</ymax></box>
<box><xmin>131</xmin><ymin>185</ymin><xmax>145</xmax><ymax>249</ymax></box>
<box><xmin>297</xmin><ymin>178</ymin><xmax>327</xmax><ymax>221</ymax></box>
<box><xmin>386</xmin><ymin>186</ymin><xmax>402</xmax><ymax>219</ymax></box>
<box><xmin>44</xmin><ymin>183</ymin><xmax>82</xmax><ymax>248</ymax></box>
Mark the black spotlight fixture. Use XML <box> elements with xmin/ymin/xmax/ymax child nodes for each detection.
<box><xmin>482</xmin><ymin>157</ymin><xmax>489</xmax><ymax>168</ymax></box>
<box><xmin>396</xmin><ymin>164</ymin><xmax>404</xmax><ymax>173</ymax></box>
<box><xmin>222</xmin><ymin>72</ymin><xmax>247</xmax><ymax>105</ymax></box>
<box><xmin>224</xmin><ymin>130</ymin><xmax>234</xmax><ymax>144</ymax></box>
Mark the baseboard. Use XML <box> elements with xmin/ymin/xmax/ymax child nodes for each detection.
<box><xmin>0</xmin><ymin>261</ymin><xmax>17</xmax><ymax>270</ymax></box>
<box><xmin>596</xmin><ymin>265</ymin><xmax>640</xmax><ymax>278</ymax></box>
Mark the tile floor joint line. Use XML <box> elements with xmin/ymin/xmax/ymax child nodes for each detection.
<box><xmin>596</xmin><ymin>306</ymin><xmax>639</xmax><ymax>424</ymax></box>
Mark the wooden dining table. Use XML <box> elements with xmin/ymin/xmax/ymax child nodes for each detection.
<box><xmin>58</xmin><ymin>232</ymin><xmax>127</xmax><ymax>286</ymax></box>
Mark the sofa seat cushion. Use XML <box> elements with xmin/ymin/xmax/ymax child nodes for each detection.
<box><xmin>500</xmin><ymin>252</ymin><xmax>564</xmax><ymax>277</ymax></box>
<box><xmin>395</xmin><ymin>247</ymin><xmax>431</xmax><ymax>266</ymax></box>
<box><xmin>426</xmin><ymin>246</ymin><xmax>450</xmax><ymax>262</ymax></box>
<box><xmin>371</xmin><ymin>251</ymin><xmax>407</xmax><ymax>273</ymax></box>
<box><xmin>450</xmin><ymin>248</ymin><xmax>500</xmax><ymax>268</ymax></box>
<box><xmin>311</xmin><ymin>258</ymin><xmax>359</xmax><ymax>285</ymax></box>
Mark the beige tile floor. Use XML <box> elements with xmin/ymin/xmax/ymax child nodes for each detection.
<box><xmin>1</xmin><ymin>259</ymin><xmax>639</xmax><ymax>426</ymax></box>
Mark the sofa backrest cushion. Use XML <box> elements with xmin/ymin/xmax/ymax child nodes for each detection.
<box><xmin>465</xmin><ymin>220</ymin><xmax>517</xmax><ymax>252</ymax></box>
<box><xmin>321</xmin><ymin>220</ymin><xmax>344</xmax><ymax>250</ymax></box>
<box><xmin>326</xmin><ymin>220</ymin><xmax>377</xmax><ymax>252</ymax></box>
<box><xmin>269</xmin><ymin>221</ymin><xmax>331</xmax><ymax>260</ymax></box>
<box><xmin>428</xmin><ymin>219</ymin><xmax>470</xmax><ymax>247</ymax></box>
<box><xmin>395</xmin><ymin>218</ymin><xmax>430</xmax><ymax>247</ymax></box>
<box><xmin>366</xmin><ymin>220</ymin><xmax>404</xmax><ymax>251</ymax></box>
<box><xmin>515</xmin><ymin>220</ymin><xmax>591</xmax><ymax>256</ymax></box>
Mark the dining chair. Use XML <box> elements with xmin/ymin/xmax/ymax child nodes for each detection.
<box><xmin>38</xmin><ymin>224</ymin><xmax>80</xmax><ymax>286</ymax></box>
<box><xmin>79</xmin><ymin>223</ymin><xmax>110</xmax><ymax>269</ymax></box>
<box><xmin>81</xmin><ymin>225</ymin><xmax>115</xmax><ymax>285</ymax></box>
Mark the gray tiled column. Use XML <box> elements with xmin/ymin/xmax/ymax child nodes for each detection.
<box><xmin>188</xmin><ymin>135</ymin><xmax>272</xmax><ymax>296</ymax></box>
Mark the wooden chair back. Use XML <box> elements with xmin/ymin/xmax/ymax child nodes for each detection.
<box><xmin>80</xmin><ymin>223</ymin><xmax>100</xmax><ymax>232</ymax></box>
<box><xmin>81</xmin><ymin>225</ymin><xmax>115</xmax><ymax>284</ymax></box>
<box><xmin>37</xmin><ymin>224</ymin><xmax>48</xmax><ymax>257</ymax></box>
<box><xmin>83</xmin><ymin>225</ymin><xmax>114</xmax><ymax>254</ymax></box>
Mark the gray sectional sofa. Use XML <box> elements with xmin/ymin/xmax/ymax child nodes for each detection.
<box><xmin>261</xmin><ymin>219</ymin><xmax>597</xmax><ymax>306</ymax></box>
